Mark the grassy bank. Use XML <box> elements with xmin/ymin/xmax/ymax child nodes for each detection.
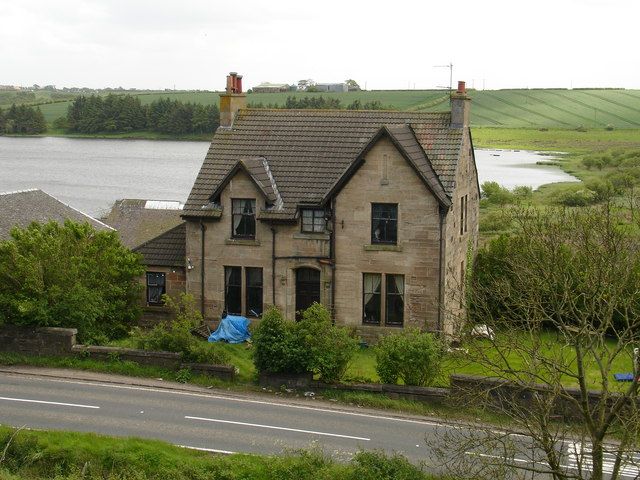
<box><xmin>0</xmin><ymin>426</ymin><xmax>436</xmax><ymax>480</ymax></box>
<box><xmin>472</xmin><ymin>127</ymin><xmax>640</xmax><ymax>152</ymax></box>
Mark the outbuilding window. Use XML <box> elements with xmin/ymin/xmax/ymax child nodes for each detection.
<box><xmin>371</xmin><ymin>203</ymin><xmax>398</xmax><ymax>244</ymax></box>
<box><xmin>146</xmin><ymin>272</ymin><xmax>166</xmax><ymax>305</ymax></box>
<box><xmin>232</xmin><ymin>199</ymin><xmax>256</xmax><ymax>238</ymax></box>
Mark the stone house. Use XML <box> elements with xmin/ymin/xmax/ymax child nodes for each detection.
<box><xmin>141</xmin><ymin>73</ymin><xmax>479</xmax><ymax>340</ymax></box>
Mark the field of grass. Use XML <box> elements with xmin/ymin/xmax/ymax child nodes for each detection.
<box><xmin>31</xmin><ymin>88</ymin><xmax>640</xmax><ymax>129</ymax></box>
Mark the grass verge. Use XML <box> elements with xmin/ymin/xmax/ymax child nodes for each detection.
<box><xmin>0</xmin><ymin>426</ymin><xmax>439</xmax><ymax>480</ymax></box>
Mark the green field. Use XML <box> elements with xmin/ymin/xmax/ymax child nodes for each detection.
<box><xmin>30</xmin><ymin>88</ymin><xmax>640</xmax><ymax>129</ymax></box>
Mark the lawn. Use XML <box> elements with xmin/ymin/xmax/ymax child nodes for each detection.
<box><xmin>202</xmin><ymin>330</ymin><xmax>634</xmax><ymax>390</ymax></box>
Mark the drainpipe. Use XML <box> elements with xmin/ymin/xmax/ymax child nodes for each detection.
<box><xmin>199</xmin><ymin>220</ymin><xmax>207</xmax><ymax>317</ymax></box>
<box><xmin>437</xmin><ymin>206</ymin><xmax>447</xmax><ymax>335</ymax></box>
<box><xmin>330</xmin><ymin>198</ymin><xmax>337</xmax><ymax>323</ymax></box>
<box><xmin>271</xmin><ymin>227</ymin><xmax>276</xmax><ymax>305</ymax></box>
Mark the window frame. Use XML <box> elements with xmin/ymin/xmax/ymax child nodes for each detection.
<box><xmin>231</xmin><ymin>198</ymin><xmax>256</xmax><ymax>239</ymax></box>
<box><xmin>146</xmin><ymin>272</ymin><xmax>166</xmax><ymax>306</ymax></box>
<box><xmin>384</xmin><ymin>274</ymin><xmax>405</xmax><ymax>326</ymax></box>
<box><xmin>371</xmin><ymin>203</ymin><xmax>398</xmax><ymax>245</ymax></box>
<box><xmin>362</xmin><ymin>273</ymin><xmax>382</xmax><ymax>325</ymax></box>
<box><xmin>245</xmin><ymin>267</ymin><xmax>263</xmax><ymax>317</ymax></box>
<box><xmin>362</xmin><ymin>273</ymin><xmax>405</xmax><ymax>327</ymax></box>
<box><xmin>301</xmin><ymin>208</ymin><xmax>327</xmax><ymax>233</ymax></box>
<box><xmin>224</xmin><ymin>266</ymin><xmax>242</xmax><ymax>315</ymax></box>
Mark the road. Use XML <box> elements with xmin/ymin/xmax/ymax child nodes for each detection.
<box><xmin>0</xmin><ymin>368</ymin><xmax>639</xmax><ymax>478</ymax></box>
<box><xmin>0</xmin><ymin>369</ymin><xmax>439</xmax><ymax>463</ymax></box>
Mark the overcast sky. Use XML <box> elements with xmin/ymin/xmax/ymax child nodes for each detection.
<box><xmin>3</xmin><ymin>0</ymin><xmax>638</xmax><ymax>91</ymax></box>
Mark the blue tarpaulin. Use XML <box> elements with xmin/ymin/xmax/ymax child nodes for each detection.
<box><xmin>614</xmin><ymin>373</ymin><xmax>635</xmax><ymax>382</ymax></box>
<box><xmin>208</xmin><ymin>315</ymin><xmax>251</xmax><ymax>344</ymax></box>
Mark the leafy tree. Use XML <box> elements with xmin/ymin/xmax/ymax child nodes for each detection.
<box><xmin>438</xmin><ymin>204</ymin><xmax>640</xmax><ymax>480</ymax></box>
<box><xmin>345</xmin><ymin>79</ymin><xmax>361</xmax><ymax>91</ymax></box>
<box><xmin>0</xmin><ymin>221</ymin><xmax>144</xmax><ymax>343</ymax></box>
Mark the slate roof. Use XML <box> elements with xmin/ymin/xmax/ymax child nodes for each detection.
<box><xmin>0</xmin><ymin>189</ymin><xmax>114</xmax><ymax>240</ymax></box>
<box><xmin>183</xmin><ymin>109</ymin><xmax>463</xmax><ymax>220</ymax></box>
<box><xmin>101</xmin><ymin>198</ymin><xmax>184</xmax><ymax>249</ymax></box>
<box><xmin>133</xmin><ymin>222</ymin><xmax>186</xmax><ymax>267</ymax></box>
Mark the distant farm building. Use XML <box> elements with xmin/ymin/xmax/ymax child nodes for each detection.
<box><xmin>314</xmin><ymin>83</ymin><xmax>349</xmax><ymax>93</ymax></box>
<box><xmin>252</xmin><ymin>83</ymin><xmax>292</xmax><ymax>93</ymax></box>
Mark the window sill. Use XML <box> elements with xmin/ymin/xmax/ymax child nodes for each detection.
<box><xmin>225</xmin><ymin>238</ymin><xmax>260</xmax><ymax>246</ymax></box>
<box><xmin>293</xmin><ymin>232</ymin><xmax>330</xmax><ymax>241</ymax></box>
<box><xmin>363</xmin><ymin>243</ymin><xmax>402</xmax><ymax>252</ymax></box>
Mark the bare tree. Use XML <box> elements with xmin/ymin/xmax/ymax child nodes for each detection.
<box><xmin>431</xmin><ymin>204</ymin><xmax>640</xmax><ymax>480</ymax></box>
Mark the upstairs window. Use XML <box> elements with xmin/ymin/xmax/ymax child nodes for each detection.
<box><xmin>146</xmin><ymin>272</ymin><xmax>166</xmax><ymax>305</ymax></box>
<box><xmin>371</xmin><ymin>203</ymin><xmax>398</xmax><ymax>244</ymax></box>
<box><xmin>460</xmin><ymin>194</ymin><xmax>468</xmax><ymax>235</ymax></box>
<box><xmin>301</xmin><ymin>209</ymin><xmax>326</xmax><ymax>233</ymax></box>
<box><xmin>232</xmin><ymin>199</ymin><xmax>256</xmax><ymax>238</ymax></box>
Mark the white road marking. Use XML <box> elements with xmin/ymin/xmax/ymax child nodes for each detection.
<box><xmin>185</xmin><ymin>415</ymin><xmax>371</xmax><ymax>441</ymax></box>
<box><xmin>568</xmin><ymin>443</ymin><xmax>640</xmax><ymax>478</ymax></box>
<box><xmin>0</xmin><ymin>396</ymin><xmax>99</xmax><ymax>409</ymax></box>
<box><xmin>176</xmin><ymin>444</ymin><xmax>236</xmax><ymax>455</ymax></box>
<box><xmin>0</xmin><ymin>374</ymin><xmax>443</xmax><ymax>427</ymax></box>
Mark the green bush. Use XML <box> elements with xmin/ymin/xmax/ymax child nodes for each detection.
<box><xmin>131</xmin><ymin>293</ymin><xmax>229</xmax><ymax>365</ymax></box>
<box><xmin>557</xmin><ymin>188</ymin><xmax>596</xmax><ymax>207</ymax></box>
<box><xmin>348</xmin><ymin>450</ymin><xmax>428</xmax><ymax>480</ymax></box>
<box><xmin>252</xmin><ymin>304</ymin><xmax>358</xmax><ymax>381</ymax></box>
<box><xmin>297</xmin><ymin>303</ymin><xmax>359</xmax><ymax>382</ymax></box>
<box><xmin>481</xmin><ymin>181</ymin><xmax>515</xmax><ymax>205</ymax></box>
<box><xmin>252</xmin><ymin>307</ymin><xmax>310</xmax><ymax>374</ymax></box>
<box><xmin>479</xmin><ymin>211</ymin><xmax>511</xmax><ymax>233</ymax></box>
<box><xmin>0</xmin><ymin>221</ymin><xmax>143</xmax><ymax>343</ymax></box>
<box><xmin>374</xmin><ymin>329</ymin><xmax>443</xmax><ymax>386</ymax></box>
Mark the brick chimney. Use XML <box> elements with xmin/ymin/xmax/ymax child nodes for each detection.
<box><xmin>450</xmin><ymin>80</ymin><xmax>471</xmax><ymax>128</ymax></box>
<box><xmin>219</xmin><ymin>72</ymin><xmax>246</xmax><ymax>128</ymax></box>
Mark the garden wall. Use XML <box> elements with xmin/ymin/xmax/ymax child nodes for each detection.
<box><xmin>0</xmin><ymin>325</ymin><xmax>234</xmax><ymax>381</ymax></box>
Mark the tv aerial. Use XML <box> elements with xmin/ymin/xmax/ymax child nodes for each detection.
<box><xmin>434</xmin><ymin>62</ymin><xmax>453</xmax><ymax>92</ymax></box>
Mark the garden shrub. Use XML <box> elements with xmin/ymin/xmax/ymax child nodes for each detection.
<box><xmin>297</xmin><ymin>303</ymin><xmax>358</xmax><ymax>382</ymax></box>
<box><xmin>252</xmin><ymin>304</ymin><xmax>358</xmax><ymax>381</ymax></box>
<box><xmin>131</xmin><ymin>293</ymin><xmax>229</xmax><ymax>365</ymax></box>
<box><xmin>374</xmin><ymin>329</ymin><xmax>443</xmax><ymax>386</ymax></box>
<box><xmin>479</xmin><ymin>211</ymin><xmax>511</xmax><ymax>233</ymax></box>
<box><xmin>252</xmin><ymin>306</ymin><xmax>310</xmax><ymax>374</ymax></box>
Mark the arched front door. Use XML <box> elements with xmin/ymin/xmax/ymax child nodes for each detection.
<box><xmin>295</xmin><ymin>268</ymin><xmax>320</xmax><ymax>320</ymax></box>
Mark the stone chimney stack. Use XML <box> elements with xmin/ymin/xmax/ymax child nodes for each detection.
<box><xmin>450</xmin><ymin>80</ymin><xmax>471</xmax><ymax>128</ymax></box>
<box><xmin>219</xmin><ymin>72</ymin><xmax>246</xmax><ymax>128</ymax></box>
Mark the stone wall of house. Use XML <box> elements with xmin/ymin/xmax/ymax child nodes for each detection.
<box><xmin>333</xmin><ymin>137</ymin><xmax>442</xmax><ymax>332</ymax></box>
<box><xmin>442</xmin><ymin>128</ymin><xmax>480</xmax><ymax>337</ymax></box>
<box><xmin>185</xmin><ymin>169</ymin><xmax>331</xmax><ymax>322</ymax></box>
<box><xmin>185</xmin><ymin>134</ymin><xmax>479</xmax><ymax>338</ymax></box>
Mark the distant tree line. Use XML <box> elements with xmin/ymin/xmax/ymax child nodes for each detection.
<box><xmin>62</xmin><ymin>94</ymin><xmax>220</xmax><ymax>135</ymax></box>
<box><xmin>0</xmin><ymin>104</ymin><xmax>47</xmax><ymax>134</ymax></box>
<box><xmin>248</xmin><ymin>96</ymin><xmax>387</xmax><ymax>110</ymax></box>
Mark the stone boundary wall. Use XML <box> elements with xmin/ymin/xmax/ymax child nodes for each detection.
<box><xmin>311</xmin><ymin>380</ymin><xmax>449</xmax><ymax>404</ymax></box>
<box><xmin>0</xmin><ymin>325</ymin><xmax>234</xmax><ymax>381</ymax></box>
<box><xmin>0</xmin><ymin>326</ymin><xmax>77</xmax><ymax>356</ymax></box>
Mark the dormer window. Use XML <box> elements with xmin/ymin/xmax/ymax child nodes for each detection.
<box><xmin>232</xmin><ymin>199</ymin><xmax>256</xmax><ymax>238</ymax></box>
<box><xmin>301</xmin><ymin>209</ymin><xmax>326</xmax><ymax>233</ymax></box>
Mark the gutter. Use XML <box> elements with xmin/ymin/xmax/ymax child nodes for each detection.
<box><xmin>199</xmin><ymin>220</ymin><xmax>207</xmax><ymax>317</ymax></box>
<box><xmin>271</xmin><ymin>227</ymin><xmax>276</xmax><ymax>305</ymax></box>
<box><xmin>437</xmin><ymin>205</ymin><xmax>447</xmax><ymax>335</ymax></box>
<box><xmin>330</xmin><ymin>198</ymin><xmax>337</xmax><ymax>323</ymax></box>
